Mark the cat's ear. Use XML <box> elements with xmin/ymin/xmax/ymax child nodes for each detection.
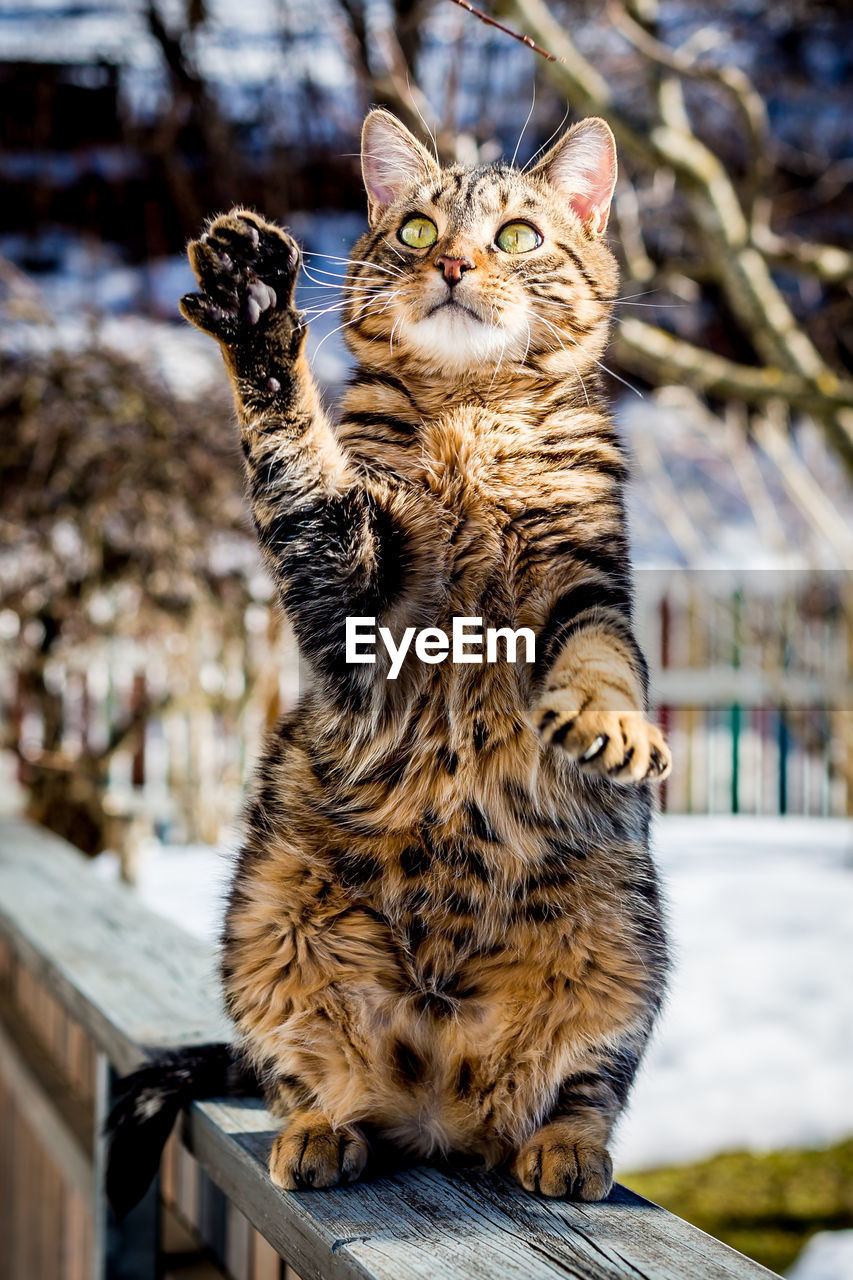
<box><xmin>531</xmin><ymin>118</ymin><xmax>617</xmax><ymax>235</ymax></box>
<box><xmin>361</xmin><ymin>110</ymin><xmax>439</xmax><ymax>226</ymax></box>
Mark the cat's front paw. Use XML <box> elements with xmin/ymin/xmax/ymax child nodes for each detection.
<box><xmin>534</xmin><ymin>688</ymin><xmax>671</xmax><ymax>784</ymax></box>
<box><xmin>180</xmin><ymin>209</ymin><xmax>301</xmax><ymax>349</ymax></box>
<box><xmin>512</xmin><ymin>1124</ymin><xmax>613</xmax><ymax>1200</ymax></box>
<box><xmin>269</xmin><ymin>1109</ymin><xmax>368</xmax><ymax>1191</ymax></box>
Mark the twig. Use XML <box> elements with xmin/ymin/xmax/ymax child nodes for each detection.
<box><xmin>445</xmin><ymin>0</ymin><xmax>563</xmax><ymax>63</ymax></box>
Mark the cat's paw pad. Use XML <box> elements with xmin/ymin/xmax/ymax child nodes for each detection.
<box><xmin>269</xmin><ymin>1112</ymin><xmax>368</xmax><ymax>1191</ymax></box>
<box><xmin>535</xmin><ymin>690</ymin><xmax>671</xmax><ymax>784</ymax></box>
<box><xmin>180</xmin><ymin>209</ymin><xmax>301</xmax><ymax>344</ymax></box>
<box><xmin>512</xmin><ymin>1128</ymin><xmax>613</xmax><ymax>1200</ymax></box>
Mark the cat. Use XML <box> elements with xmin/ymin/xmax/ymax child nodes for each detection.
<box><xmin>172</xmin><ymin>108</ymin><xmax>671</xmax><ymax>1202</ymax></box>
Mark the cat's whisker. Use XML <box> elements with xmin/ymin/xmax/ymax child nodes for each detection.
<box><xmin>560</xmin><ymin>327</ymin><xmax>644</xmax><ymax>398</ymax></box>
<box><xmin>302</xmin><ymin>281</ymin><xmax>392</xmax><ymax>300</ymax></box>
<box><xmin>301</xmin><ymin>263</ymin><xmax>391</xmax><ymax>283</ymax></box>
<box><xmin>542</xmin><ymin>312</ymin><xmax>638</xmax><ymax>400</ymax></box>
<box><xmin>300</xmin><ymin>279</ymin><xmax>390</xmax><ymax>299</ymax></box>
<box><xmin>301</xmin><ymin>267</ymin><xmax>402</xmax><ymax>291</ymax></box>
<box><xmin>389</xmin><ymin>313</ymin><xmax>403</xmax><ymax>356</ymax></box>
<box><xmin>301</xmin><ymin>289</ymin><xmax>386</xmax><ymax>316</ymax></box>
<box><xmin>302</xmin><ymin>287</ymin><xmax>396</xmax><ymax>327</ymax></box>
<box><xmin>405</xmin><ymin>75</ymin><xmax>441</xmax><ymax>166</ymax></box>
<box><xmin>527</xmin><ymin>307</ymin><xmax>591</xmax><ymax>405</ymax></box>
<box><xmin>520</xmin><ymin>319</ymin><xmax>533</xmax><ymax>369</ymax></box>
<box><xmin>303</xmin><ymin>252</ymin><xmax>406</xmax><ymax>279</ymax></box>
<box><xmin>302</xmin><ymin>262</ymin><xmax>396</xmax><ymax>281</ymax></box>
<box><xmin>526</xmin><ymin>280</ymin><xmax>687</xmax><ymax>309</ymax></box>
<box><xmin>488</xmin><ymin>328</ymin><xmax>510</xmax><ymax>391</ymax></box>
<box><xmin>511</xmin><ymin>81</ymin><xmax>536</xmax><ymax>171</ymax></box>
<box><xmin>612</xmin><ymin>300</ymin><xmax>689</xmax><ymax>309</ymax></box>
<box><xmin>300</xmin><ymin>304</ymin><xmax>350</xmax><ymax>326</ymax></box>
<box><xmin>311</xmin><ymin>291</ymin><xmax>404</xmax><ymax>355</ymax></box>
<box><xmin>521</xmin><ymin>101</ymin><xmax>571</xmax><ymax>173</ymax></box>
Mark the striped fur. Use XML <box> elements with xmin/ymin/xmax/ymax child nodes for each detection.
<box><xmin>179</xmin><ymin>110</ymin><xmax>670</xmax><ymax>1201</ymax></box>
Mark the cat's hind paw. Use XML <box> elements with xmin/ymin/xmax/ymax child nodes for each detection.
<box><xmin>180</xmin><ymin>209</ymin><xmax>301</xmax><ymax>347</ymax></box>
<box><xmin>269</xmin><ymin>1109</ymin><xmax>368</xmax><ymax>1191</ymax></box>
<box><xmin>512</xmin><ymin>1124</ymin><xmax>613</xmax><ymax>1200</ymax></box>
<box><xmin>534</xmin><ymin>688</ymin><xmax>671</xmax><ymax>784</ymax></box>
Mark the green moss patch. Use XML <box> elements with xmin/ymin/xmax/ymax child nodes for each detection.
<box><xmin>622</xmin><ymin>1139</ymin><xmax>853</xmax><ymax>1274</ymax></box>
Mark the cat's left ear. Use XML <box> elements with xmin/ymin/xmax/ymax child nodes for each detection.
<box><xmin>361</xmin><ymin>109</ymin><xmax>439</xmax><ymax>226</ymax></box>
<box><xmin>531</xmin><ymin>117</ymin><xmax>617</xmax><ymax>236</ymax></box>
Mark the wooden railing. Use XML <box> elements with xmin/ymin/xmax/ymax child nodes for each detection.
<box><xmin>0</xmin><ymin>816</ymin><xmax>781</xmax><ymax>1280</ymax></box>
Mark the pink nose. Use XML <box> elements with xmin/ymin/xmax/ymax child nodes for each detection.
<box><xmin>436</xmin><ymin>255</ymin><xmax>474</xmax><ymax>285</ymax></box>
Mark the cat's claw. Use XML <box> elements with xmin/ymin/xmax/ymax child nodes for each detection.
<box><xmin>180</xmin><ymin>209</ymin><xmax>300</xmax><ymax>347</ymax></box>
<box><xmin>534</xmin><ymin>689</ymin><xmax>671</xmax><ymax>784</ymax></box>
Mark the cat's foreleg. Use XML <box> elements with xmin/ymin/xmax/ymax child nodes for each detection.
<box><xmin>533</xmin><ymin>615</ymin><xmax>671</xmax><ymax>784</ymax></box>
<box><xmin>511</xmin><ymin>1049</ymin><xmax>641</xmax><ymax>1200</ymax></box>
<box><xmin>268</xmin><ymin>1107</ymin><xmax>369</xmax><ymax>1190</ymax></box>
<box><xmin>258</xmin><ymin>1073</ymin><xmax>368</xmax><ymax>1190</ymax></box>
<box><xmin>180</xmin><ymin>211</ymin><xmax>428</xmax><ymax>685</ymax></box>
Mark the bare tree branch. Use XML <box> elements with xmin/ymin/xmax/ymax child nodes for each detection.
<box><xmin>614</xmin><ymin>318</ymin><xmax>853</xmax><ymax>449</ymax></box>
<box><xmin>752</xmin><ymin>226</ymin><xmax>853</xmax><ymax>288</ymax></box>
<box><xmin>488</xmin><ymin>0</ymin><xmax>853</xmax><ymax>468</ymax></box>
<box><xmin>608</xmin><ymin>0</ymin><xmax>772</xmax><ymax>216</ymax></box>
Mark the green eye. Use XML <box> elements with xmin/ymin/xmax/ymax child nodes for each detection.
<box><xmin>398</xmin><ymin>216</ymin><xmax>438</xmax><ymax>249</ymax></box>
<box><xmin>496</xmin><ymin>222</ymin><xmax>542</xmax><ymax>254</ymax></box>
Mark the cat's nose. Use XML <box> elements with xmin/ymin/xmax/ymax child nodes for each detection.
<box><xmin>435</xmin><ymin>255</ymin><xmax>474</xmax><ymax>287</ymax></box>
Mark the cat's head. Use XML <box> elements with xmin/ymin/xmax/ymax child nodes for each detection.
<box><xmin>342</xmin><ymin>109</ymin><xmax>619</xmax><ymax>380</ymax></box>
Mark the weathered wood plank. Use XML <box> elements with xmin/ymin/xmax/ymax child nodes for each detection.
<box><xmin>0</xmin><ymin>993</ymin><xmax>93</xmax><ymax>1202</ymax></box>
<box><xmin>252</xmin><ymin>1230</ymin><xmax>283</xmax><ymax>1280</ymax></box>
<box><xmin>226</xmin><ymin>1201</ymin><xmax>252</xmax><ymax>1280</ymax></box>
<box><xmin>0</xmin><ymin>818</ymin><xmax>230</xmax><ymax>1074</ymax></box>
<box><xmin>63</xmin><ymin>1186</ymin><xmax>94</xmax><ymax>1280</ymax></box>
<box><xmin>186</xmin><ymin>1098</ymin><xmax>780</xmax><ymax>1280</ymax></box>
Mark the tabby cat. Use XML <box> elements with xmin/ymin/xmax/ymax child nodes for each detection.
<box><xmin>179</xmin><ymin>109</ymin><xmax>670</xmax><ymax>1201</ymax></box>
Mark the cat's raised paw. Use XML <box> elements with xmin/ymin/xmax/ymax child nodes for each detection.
<box><xmin>535</xmin><ymin>689</ymin><xmax>671</xmax><ymax>784</ymax></box>
<box><xmin>180</xmin><ymin>209</ymin><xmax>301</xmax><ymax>346</ymax></box>
<box><xmin>512</xmin><ymin>1125</ymin><xmax>613</xmax><ymax>1200</ymax></box>
<box><xmin>269</xmin><ymin>1109</ymin><xmax>368</xmax><ymax>1191</ymax></box>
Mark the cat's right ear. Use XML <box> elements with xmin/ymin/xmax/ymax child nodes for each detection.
<box><xmin>361</xmin><ymin>110</ymin><xmax>439</xmax><ymax>226</ymax></box>
<box><xmin>530</xmin><ymin>117</ymin><xmax>617</xmax><ymax>236</ymax></box>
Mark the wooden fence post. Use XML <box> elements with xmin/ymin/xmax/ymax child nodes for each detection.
<box><xmin>93</xmin><ymin>1055</ymin><xmax>161</xmax><ymax>1280</ymax></box>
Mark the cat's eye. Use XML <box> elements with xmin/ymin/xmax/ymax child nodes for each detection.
<box><xmin>496</xmin><ymin>222</ymin><xmax>542</xmax><ymax>254</ymax></box>
<box><xmin>398</xmin><ymin>216</ymin><xmax>438</xmax><ymax>249</ymax></box>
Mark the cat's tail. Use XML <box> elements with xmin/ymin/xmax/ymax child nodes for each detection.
<box><xmin>105</xmin><ymin>1044</ymin><xmax>260</xmax><ymax>1220</ymax></box>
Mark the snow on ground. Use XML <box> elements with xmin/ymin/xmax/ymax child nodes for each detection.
<box><xmin>787</xmin><ymin>1231</ymin><xmax>853</xmax><ymax>1280</ymax></box>
<box><xmin>105</xmin><ymin>814</ymin><xmax>853</xmax><ymax>1173</ymax></box>
<box><xmin>107</xmin><ymin>835</ymin><xmax>238</xmax><ymax>943</ymax></box>
<box><xmin>613</xmin><ymin>816</ymin><xmax>853</xmax><ymax>1172</ymax></box>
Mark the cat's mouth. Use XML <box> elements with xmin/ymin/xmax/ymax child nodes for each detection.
<box><xmin>426</xmin><ymin>297</ymin><xmax>483</xmax><ymax>323</ymax></box>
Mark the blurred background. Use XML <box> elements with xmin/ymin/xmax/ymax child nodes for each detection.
<box><xmin>0</xmin><ymin>0</ymin><xmax>851</xmax><ymax>1275</ymax></box>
